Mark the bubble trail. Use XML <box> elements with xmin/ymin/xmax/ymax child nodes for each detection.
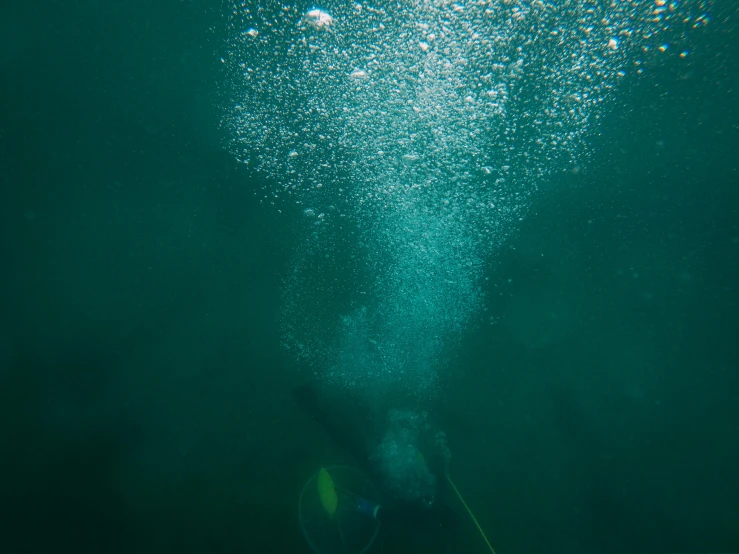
<box><xmin>220</xmin><ymin>0</ymin><xmax>709</xmax><ymax>398</ymax></box>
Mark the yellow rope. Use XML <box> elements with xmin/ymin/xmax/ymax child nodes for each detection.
<box><xmin>446</xmin><ymin>473</ymin><xmax>497</xmax><ymax>554</ymax></box>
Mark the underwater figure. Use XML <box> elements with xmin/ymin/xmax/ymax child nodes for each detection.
<box><xmin>292</xmin><ymin>383</ymin><xmax>461</xmax><ymax>550</ymax></box>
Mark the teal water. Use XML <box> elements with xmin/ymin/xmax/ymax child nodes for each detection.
<box><xmin>0</xmin><ymin>1</ymin><xmax>737</xmax><ymax>553</ymax></box>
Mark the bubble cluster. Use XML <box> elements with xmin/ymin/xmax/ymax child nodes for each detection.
<box><xmin>372</xmin><ymin>409</ymin><xmax>450</xmax><ymax>505</ymax></box>
<box><xmin>221</xmin><ymin>0</ymin><xmax>709</xmax><ymax>396</ymax></box>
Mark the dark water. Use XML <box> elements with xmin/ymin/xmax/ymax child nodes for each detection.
<box><xmin>1</xmin><ymin>1</ymin><xmax>737</xmax><ymax>553</ymax></box>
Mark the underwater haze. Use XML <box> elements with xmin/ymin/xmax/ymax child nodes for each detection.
<box><xmin>0</xmin><ymin>0</ymin><xmax>738</xmax><ymax>553</ymax></box>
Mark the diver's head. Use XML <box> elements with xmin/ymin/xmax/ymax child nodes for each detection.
<box><xmin>372</xmin><ymin>409</ymin><xmax>449</xmax><ymax>508</ymax></box>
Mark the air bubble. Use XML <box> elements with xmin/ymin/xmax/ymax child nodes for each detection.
<box><xmin>304</xmin><ymin>8</ymin><xmax>333</xmax><ymax>30</ymax></box>
<box><xmin>222</xmin><ymin>0</ymin><xmax>707</xmax><ymax>398</ymax></box>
